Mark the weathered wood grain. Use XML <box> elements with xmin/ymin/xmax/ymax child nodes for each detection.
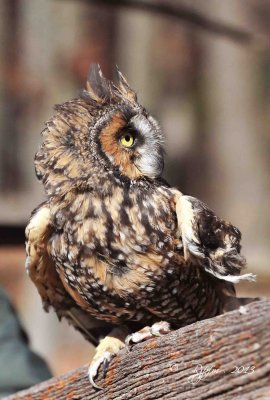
<box><xmin>5</xmin><ymin>299</ymin><xmax>270</xmax><ymax>400</ymax></box>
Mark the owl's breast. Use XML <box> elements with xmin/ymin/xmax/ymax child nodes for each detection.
<box><xmin>104</xmin><ymin>185</ymin><xmax>183</xmax><ymax>276</ymax></box>
<box><xmin>48</xmin><ymin>184</ymin><xmax>186</xmax><ymax>321</ymax></box>
<box><xmin>55</xmin><ymin>183</ymin><xmax>180</xmax><ymax>256</ymax></box>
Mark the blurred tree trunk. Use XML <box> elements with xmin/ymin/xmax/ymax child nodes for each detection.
<box><xmin>0</xmin><ymin>0</ymin><xmax>22</xmax><ymax>192</ymax></box>
<box><xmin>0</xmin><ymin>0</ymin><xmax>5</xmax><ymax>188</ymax></box>
<box><xmin>116</xmin><ymin>7</ymin><xmax>155</xmax><ymax>107</ymax></box>
<box><xmin>200</xmin><ymin>0</ymin><xmax>269</xmax><ymax>273</ymax></box>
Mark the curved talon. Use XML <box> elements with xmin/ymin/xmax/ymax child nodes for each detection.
<box><xmin>125</xmin><ymin>326</ymin><xmax>152</xmax><ymax>346</ymax></box>
<box><xmin>89</xmin><ymin>375</ymin><xmax>102</xmax><ymax>390</ymax></box>
<box><xmin>125</xmin><ymin>332</ymin><xmax>144</xmax><ymax>346</ymax></box>
<box><xmin>88</xmin><ymin>364</ymin><xmax>102</xmax><ymax>390</ymax></box>
<box><xmin>125</xmin><ymin>322</ymin><xmax>171</xmax><ymax>346</ymax></box>
<box><xmin>125</xmin><ymin>334</ymin><xmax>133</xmax><ymax>347</ymax></box>
<box><xmin>103</xmin><ymin>356</ymin><xmax>110</xmax><ymax>378</ymax></box>
<box><xmin>150</xmin><ymin>321</ymin><xmax>171</xmax><ymax>337</ymax></box>
<box><xmin>88</xmin><ymin>328</ymin><xmax>126</xmax><ymax>390</ymax></box>
<box><xmin>88</xmin><ymin>351</ymin><xmax>112</xmax><ymax>390</ymax></box>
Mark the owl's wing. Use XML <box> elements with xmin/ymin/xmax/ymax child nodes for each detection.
<box><xmin>175</xmin><ymin>194</ymin><xmax>256</xmax><ymax>283</ymax></box>
<box><xmin>25</xmin><ymin>203</ymin><xmax>113</xmax><ymax>346</ymax></box>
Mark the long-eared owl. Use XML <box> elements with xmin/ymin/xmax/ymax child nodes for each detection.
<box><xmin>26</xmin><ymin>65</ymin><xmax>255</xmax><ymax>388</ymax></box>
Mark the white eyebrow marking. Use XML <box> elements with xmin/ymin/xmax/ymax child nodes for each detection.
<box><xmin>130</xmin><ymin>114</ymin><xmax>152</xmax><ymax>137</ymax></box>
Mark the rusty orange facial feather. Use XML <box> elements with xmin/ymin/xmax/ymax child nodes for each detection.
<box><xmin>99</xmin><ymin>112</ymin><xmax>142</xmax><ymax>180</ymax></box>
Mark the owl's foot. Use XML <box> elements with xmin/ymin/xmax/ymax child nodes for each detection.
<box><xmin>88</xmin><ymin>326</ymin><xmax>128</xmax><ymax>390</ymax></box>
<box><xmin>125</xmin><ymin>321</ymin><xmax>171</xmax><ymax>346</ymax></box>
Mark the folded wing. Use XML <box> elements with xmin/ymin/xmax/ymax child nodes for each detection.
<box><xmin>175</xmin><ymin>194</ymin><xmax>256</xmax><ymax>283</ymax></box>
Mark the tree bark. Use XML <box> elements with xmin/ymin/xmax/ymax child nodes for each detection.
<box><xmin>5</xmin><ymin>299</ymin><xmax>270</xmax><ymax>400</ymax></box>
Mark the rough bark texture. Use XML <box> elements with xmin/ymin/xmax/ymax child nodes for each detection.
<box><xmin>5</xmin><ymin>299</ymin><xmax>270</xmax><ymax>400</ymax></box>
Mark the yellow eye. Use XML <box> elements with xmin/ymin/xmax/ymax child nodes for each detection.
<box><xmin>120</xmin><ymin>133</ymin><xmax>134</xmax><ymax>148</ymax></box>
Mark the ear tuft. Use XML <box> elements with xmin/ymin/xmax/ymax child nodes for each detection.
<box><xmin>85</xmin><ymin>64</ymin><xmax>113</xmax><ymax>104</ymax></box>
<box><xmin>115</xmin><ymin>66</ymin><xmax>137</xmax><ymax>103</ymax></box>
<box><xmin>81</xmin><ymin>64</ymin><xmax>138</xmax><ymax>106</ymax></box>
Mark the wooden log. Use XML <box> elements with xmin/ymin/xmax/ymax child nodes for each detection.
<box><xmin>5</xmin><ymin>299</ymin><xmax>270</xmax><ymax>400</ymax></box>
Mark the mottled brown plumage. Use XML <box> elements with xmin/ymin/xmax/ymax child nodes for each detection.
<box><xmin>26</xmin><ymin>65</ymin><xmax>255</xmax><ymax>388</ymax></box>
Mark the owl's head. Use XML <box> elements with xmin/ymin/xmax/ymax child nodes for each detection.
<box><xmin>82</xmin><ymin>65</ymin><xmax>164</xmax><ymax>180</ymax></box>
<box><xmin>35</xmin><ymin>65</ymin><xmax>165</xmax><ymax>196</ymax></box>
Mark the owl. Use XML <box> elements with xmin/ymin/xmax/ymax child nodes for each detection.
<box><xmin>26</xmin><ymin>65</ymin><xmax>255</xmax><ymax>389</ymax></box>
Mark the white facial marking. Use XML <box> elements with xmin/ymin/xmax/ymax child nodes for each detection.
<box><xmin>130</xmin><ymin>114</ymin><xmax>164</xmax><ymax>179</ymax></box>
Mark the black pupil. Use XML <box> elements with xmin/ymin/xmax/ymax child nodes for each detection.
<box><xmin>125</xmin><ymin>135</ymin><xmax>131</xmax><ymax>142</ymax></box>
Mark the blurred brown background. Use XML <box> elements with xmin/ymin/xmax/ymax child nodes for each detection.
<box><xmin>0</xmin><ymin>0</ymin><xmax>270</xmax><ymax>378</ymax></box>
